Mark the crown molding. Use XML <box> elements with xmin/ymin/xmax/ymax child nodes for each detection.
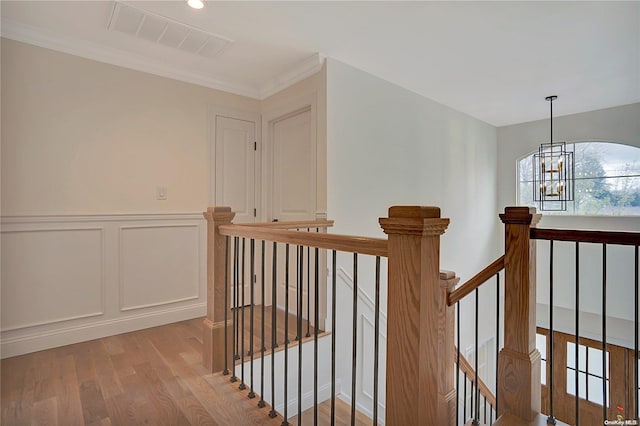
<box><xmin>1</xmin><ymin>19</ymin><xmax>326</xmax><ymax>101</ymax></box>
<box><xmin>259</xmin><ymin>52</ymin><xmax>326</xmax><ymax>99</ymax></box>
<box><xmin>0</xmin><ymin>19</ymin><xmax>262</xmax><ymax>99</ymax></box>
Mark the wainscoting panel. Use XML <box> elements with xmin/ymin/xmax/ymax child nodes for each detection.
<box><xmin>1</xmin><ymin>227</ymin><xmax>105</xmax><ymax>331</ymax></box>
<box><xmin>0</xmin><ymin>213</ymin><xmax>206</xmax><ymax>358</ymax></box>
<box><xmin>336</xmin><ymin>267</ymin><xmax>387</xmax><ymax>424</ymax></box>
<box><xmin>119</xmin><ymin>224</ymin><xmax>200</xmax><ymax>311</ymax></box>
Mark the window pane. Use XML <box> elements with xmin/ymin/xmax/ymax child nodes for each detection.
<box><xmin>567</xmin><ymin>369</ymin><xmax>587</xmax><ymax>399</ymax></box>
<box><xmin>567</xmin><ymin>368</ymin><xmax>575</xmax><ymax>394</ymax></box>
<box><xmin>587</xmin><ymin>347</ymin><xmax>609</xmax><ymax>377</ymax></box>
<box><xmin>537</xmin><ymin>334</ymin><xmax>547</xmax><ymax>360</ymax></box>
<box><xmin>518</xmin><ymin>142</ymin><xmax>640</xmax><ymax>216</ymax></box>
<box><xmin>578</xmin><ymin>344</ymin><xmax>587</xmax><ymax>371</ymax></box>
<box><xmin>541</xmin><ymin>359</ymin><xmax>547</xmax><ymax>385</ymax></box>
<box><xmin>579</xmin><ymin>372</ymin><xmax>587</xmax><ymax>399</ymax></box>
<box><xmin>586</xmin><ymin>378</ymin><xmax>610</xmax><ymax>407</ymax></box>
<box><xmin>588</xmin><ymin>375</ymin><xmax>604</xmax><ymax>404</ymax></box>
<box><xmin>567</xmin><ymin>342</ymin><xmax>575</xmax><ymax>368</ymax></box>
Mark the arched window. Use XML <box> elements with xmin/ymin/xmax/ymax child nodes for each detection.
<box><xmin>518</xmin><ymin>142</ymin><xmax>640</xmax><ymax>215</ymax></box>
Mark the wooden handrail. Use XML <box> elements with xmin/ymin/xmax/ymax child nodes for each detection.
<box><xmin>218</xmin><ymin>224</ymin><xmax>388</xmax><ymax>257</ymax></box>
<box><xmin>531</xmin><ymin>228</ymin><xmax>640</xmax><ymax>246</ymax></box>
<box><xmin>447</xmin><ymin>256</ymin><xmax>505</xmax><ymax>306</ymax></box>
<box><xmin>240</xmin><ymin>219</ymin><xmax>334</xmax><ymax>230</ymax></box>
<box><xmin>455</xmin><ymin>347</ymin><xmax>497</xmax><ymax>408</ymax></box>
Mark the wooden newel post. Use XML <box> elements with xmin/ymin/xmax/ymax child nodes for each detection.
<box><xmin>498</xmin><ymin>206</ymin><xmax>542</xmax><ymax>421</ymax></box>
<box><xmin>380</xmin><ymin>206</ymin><xmax>455</xmax><ymax>425</ymax></box>
<box><xmin>202</xmin><ymin>206</ymin><xmax>235</xmax><ymax>373</ymax></box>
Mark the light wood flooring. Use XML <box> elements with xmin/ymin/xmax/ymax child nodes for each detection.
<box><xmin>233</xmin><ymin>305</ymin><xmax>320</xmax><ymax>365</ymax></box>
<box><xmin>1</xmin><ymin>312</ymin><xmax>370</xmax><ymax>425</ymax></box>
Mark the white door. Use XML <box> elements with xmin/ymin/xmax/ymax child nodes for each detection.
<box><xmin>215</xmin><ymin>115</ymin><xmax>257</xmax><ymax>308</ymax></box>
<box><xmin>271</xmin><ymin>107</ymin><xmax>316</xmax><ymax>222</ymax></box>
<box><xmin>269</xmin><ymin>107</ymin><xmax>317</xmax><ymax>320</ymax></box>
<box><xmin>215</xmin><ymin>116</ymin><xmax>256</xmax><ymax>224</ymax></box>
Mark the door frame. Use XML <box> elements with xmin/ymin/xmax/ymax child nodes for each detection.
<box><xmin>208</xmin><ymin>106</ymin><xmax>262</xmax><ymax>217</ymax></box>
<box><xmin>261</xmin><ymin>93</ymin><xmax>318</xmax><ymax>223</ymax></box>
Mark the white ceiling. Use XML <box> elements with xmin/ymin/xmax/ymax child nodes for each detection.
<box><xmin>2</xmin><ymin>1</ymin><xmax>639</xmax><ymax>126</ymax></box>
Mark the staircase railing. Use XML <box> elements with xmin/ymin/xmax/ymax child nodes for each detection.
<box><xmin>203</xmin><ymin>205</ymin><xmax>640</xmax><ymax>425</ymax></box>
<box><xmin>530</xmin><ymin>225</ymin><xmax>640</xmax><ymax>425</ymax></box>
<box><xmin>204</xmin><ymin>205</ymin><xmax>459</xmax><ymax>424</ymax></box>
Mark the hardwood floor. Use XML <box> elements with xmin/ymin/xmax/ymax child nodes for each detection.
<box><xmin>1</xmin><ymin>313</ymin><xmax>369</xmax><ymax>425</ymax></box>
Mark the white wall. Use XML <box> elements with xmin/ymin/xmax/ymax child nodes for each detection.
<box><xmin>1</xmin><ymin>38</ymin><xmax>261</xmax><ymax>216</ymax></box>
<box><xmin>326</xmin><ymin>58</ymin><xmax>500</xmax><ymax>411</ymax></box>
<box><xmin>0</xmin><ymin>38</ymin><xmax>260</xmax><ymax>357</ymax></box>
<box><xmin>326</xmin><ymin>58</ymin><xmax>499</xmax><ymax>281</ymax></box>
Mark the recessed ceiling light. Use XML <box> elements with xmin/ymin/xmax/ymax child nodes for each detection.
<box><xmin>187</xmin><ymin>0</ymin><xmax>204</xmax><ymax>10</ymax></box>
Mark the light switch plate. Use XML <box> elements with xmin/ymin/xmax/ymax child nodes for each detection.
<box><xmin>156</xmin><ymin>186</ymin><xmax>167</xmax><ymax>200</ymax></box>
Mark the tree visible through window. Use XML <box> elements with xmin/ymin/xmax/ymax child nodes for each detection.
<box><xmin>518</xmin><ymin>142</ymin><xmax>640</xmax><ymax>215</ymax></box>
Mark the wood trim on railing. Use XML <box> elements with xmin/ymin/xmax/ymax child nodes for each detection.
<box><xmin>531</xmin><ymin>228</ymin><xmax>640</xmax><ymax>246</ymax></box>
<box><xmin>455</xmin><ymin>347</ymin><xmax>497</xmax><ymax>408</ymax></box>
<box><xmin>447</xmin><ymin>256</ymin><xmax>505</xmax><ymax>306</ymax></box>
<box><xmin>218</xmin><ymin>224</ymin><xmax>388</xmax><ymax>257</ymax></box>
<box><xmin>240</xmin><ymin>220</ymin><xmax>334</xmax><ymax>230</ymax></box>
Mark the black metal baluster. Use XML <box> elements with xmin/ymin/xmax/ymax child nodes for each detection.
<box><xmin>296</xmin><ymin>237</ymin><xmax>300</xmax><ymax>342</ymax></box>
<box><xmin>495</xmin><ymin>273</ymin><xmax>500</xmax><ymax>418</ymax></box>
<box><xmin>249</xmin><ymin>239</ymin><xmax>256</xmax><ymax>399</ymax></box>
<box><xmin>456</xmin><ymin>301</ymin><xmax>461</xmax><ymax>426</ymax></box>
<box><xmin>331</xmin><ymin>250</ymin><xmax>337</xmax><ymax>426</ymax></box>
<box><xmin>314</xmin><ymin>247</ymin><xmax>319</xmax><ymax>426</ymax></box>
<box><xmin>306</xmin><ymin>232</ymin><xmax>311</xmax><ymax>338</ymax></box>
<box><xmin>282</xmin><ymin>244</ymin><xmax>290</xmax><ymax>426</ymax></box>
<box><xmin>463</xmin><ymin>372</ymin><xmax>468</xmax><ymax>422</ymax></box>
<box><xmin>240</xmin><ymin>238</ymin><xmax>247</xmax><ymax>391</ymax></box>
<box><xmin>602</xmin><ymin>243</ymin><xmax>608</xmax><ymax>423</ymax></box>
<box><xmin>484</xmin><ymin>395</ymin><xmax>487</xmax><ymax>423</ymax></box>
<box><xmin>269</xmin><ymin>242</ymin><xmax>278</xmax><ymax>419</ymax></box>
<box><xmin>223</xmin><ymin>236</ymin><xmax>230</xmax><ymax>375</ymax></box>
<box><xmin>298</xmin><ymin>246</ymin><xmax>303</xmax><ymax>425</ymax></box>
<box><xmin>351</xmin><ymin>253</ymin><xmax>358</xmax><ymax>426</ymax></box>
<box><xmin>548</xmin><ymin>240</ymin><xmax>556</xmax><ymax>424</ymax></box>
<box><xmin>231</xmin><ymin>237</ymin><xmax>239</xmax><ymax>383</ymax></box>
<box><xmin>259</xmin><ymin>240</ymin><xmax>266</xmax><ymax>408</ymax></box>
<box><xmin>635</xmin><ymin>245</ymin><xmax>639</xmax><ymax>421</ymax></box>
<box><xmin>473</xmin><ymin>288</ymin><xmax>479</xmax><ymax>425</ymax></box>
<box><xmin>373</xmin><ymin>256</ymin><xmax>381</xmax><ymax>426</ymax></box>
<box><xmin>575</xmin><ymin>242</ymin><xmax>580</xmax><ymax>425</ymax></box>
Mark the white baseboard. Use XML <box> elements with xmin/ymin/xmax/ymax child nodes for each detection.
<box><xmin>1</xmin><ymin>303</ymin><xmax>206</xmax><ymax>358</ymax></box>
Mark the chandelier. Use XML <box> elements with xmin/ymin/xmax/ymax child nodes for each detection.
<box><xmin>533</xmin><ymin>95</ymin><xmax>574</xmax><ymax>211</ymax></box>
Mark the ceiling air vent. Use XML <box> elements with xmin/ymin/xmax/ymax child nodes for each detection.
<box><xmin>107</xmin><ymin>1</ymin><xmax>233</xmax><ymax>59</ymax></box>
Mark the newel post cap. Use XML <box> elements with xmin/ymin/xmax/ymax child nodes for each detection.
<box><xmin>499</xmin><ymin>206</ymin><xmax>540</xmax><ymax>225</ymax></box>
<box><xmin>379</xmin><ymin>205</ymin><xmax>449</xmax><ymax>236</ymax></box>
<box><xmin>203</xmin><ymin>206</ymin><xmax>235</xmax><ymax>222</ymax></box>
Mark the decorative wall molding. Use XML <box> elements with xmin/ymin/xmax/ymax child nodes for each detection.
<box><xmin>1</xmin><ymin>19</ymin><xmax>326</xmax><ymax>101</ymax></box>
<box><xmin>118</xmin><ymin>223</ymin><xmax>201</xmax><ymax>311</ymax></box>
<box><xmin>260</xmin><ymin>53</ymin><xmax>326</xmax><ymax>100</ymax></box>
<box><xmin>1</xmin><ymin>213</ymin><xmax>207</xmax><ymax>358</ymax></box>
<box><xmin>1</xmin><ymin>212</ymin><xmax>204</xmax><ymax>224</ymax></box>
<box><xmin>1</xmin><ymin>19</ymin><xmax>259</xmax><ymax>99</ymax></box>
<box><xmin>337</xmin><ymin>268</ymin><xmax>388</xmax><ymax>323</ymax></box>
<box><xmin>1</xmin><ymin>303</ymin><xmax>205</xmax><ymax>359</ymax></box>
<box><xmin>336</xmin><ymin>267</ymin><xmax>387</xmax><ymax>422</ymax></box>
<box><xmin>1</xmin><ymin>226</ymin><xmax>106</xmax><ymax>331</ymax></box>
